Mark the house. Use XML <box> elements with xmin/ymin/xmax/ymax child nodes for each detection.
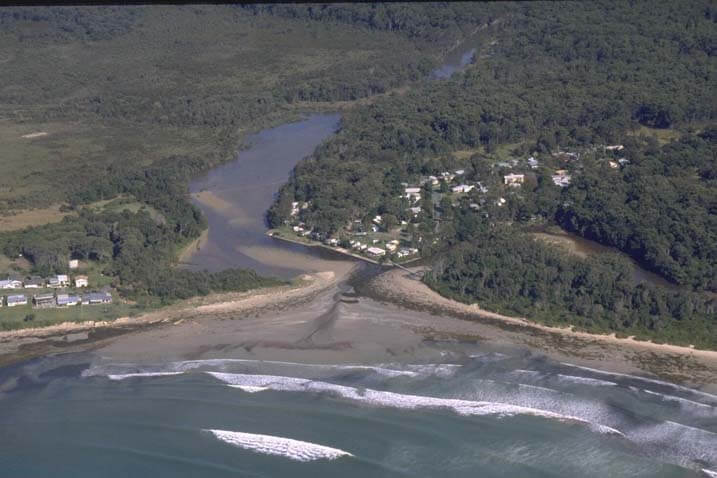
<box><xmin>82</xmin><ymin>292</ymin><xmax>113</xmax><ymax>305</ymax></box>
<box><xmin>56</xmin><ymin>294</ymin><xmax>80</xmax><ymax>307</ymax></box>
<box><xmin>404</xmin><ymin>187</ymin><xmax>421</xmax><ymax>202</ymax></box>
<box><xmin>366</xmin><ymin>247</ymin><xmax>386</xmax><ymax>257</ymax></box>
<box><xmin>608</xmin><ymin>160</ymin><xmax>619</xmax><ymax>169</ymax></box>
<box><xmin>396</xmin><ymin>248</ymin><xmax>411</xmax><ymax>258</ymax></box>
<box><xmin>57</xmin><ymin>274</ymin><xmax>69</xmax><ymax>286</ymax></box>
<box><xmin>469</xmin><ymin>203</ymin><xmax>481</xmax><ymax>210</ymax></box>
<box><xmin>408</xmin><ymin>206</ymin><xmax>422</xmax><ymax>216</ymax></box>
<box><xmin>427</xmin><ymin>175</ymin><xmax>439</xmax><ymax>186</ymax></box>
<box><xmin>0</xmin><ymin>279</ymin><xmax>23</xmax><ymax>289</ymax></box>
<box><xmin>504</xmin><ymin>174</ymin><xmax>525</xmax><ymax>186</ymax></box>
<box><xmin>47</xmin><ymin>277</ymin><xmax>61</xmax><ymax>288</ymax></box>
<box><xmin>386</xmin><ymin>240</ymin><xmax>400</xmax><ymax>252</ymax></box>
<box><xmin>24</xmin><ymin>276</ymin><xmax>44</xmax><ymax>289</ymax></box>
<box><xmin>552</xmin><ymin>174</ymin><xmax>572</xmax><ymax>187</ymax></box>
<box><xmin>372</xmin><ymin>215</ymin><xmax>382</xmax><ymax>225</ymax></box>
<box><xmin>617</xmin><ymin>158</ymin><xmax>630</xmax><ymax>166</ymax></box>
<box><xmin>606</xmin><ymin>145</ymin><xmax>624</xmax><ymax>151</ymax></box>
<box><xmin>69</xmin><ymin>259</ymin><xmax>79</xmax><ymax>269</ymax></box>
<box><xmin>454</xmin><ymin>169</ymin><xmax>465</xmax><ymax>176</ymax></box>
<box><xmin>6</xmin><ymin>294</ymin><xmax>27</xmax><ymax>307</ymax></box>
<box><xmin>452</xmin><ymin>184</ymin><xmax>475</xmax><ymax>193</ymax></box>
<box><xmin>33</xmin><ymin>293</ymin><xmax>56</xmax><ymax>308</ymax></box>
<box><xmin>290</xmin><ymin>201</ymin><xmax>300</xmax><ymax>217</ymax></box>
<box><xmin>527</xmin><ymin>157</ymin><xmax>539</xmax><ymax>169</ymax></box>
<box><xmin>75</xmin><ymin>275</ymin><xmax>89</xmax><ymax>288</ymax></box>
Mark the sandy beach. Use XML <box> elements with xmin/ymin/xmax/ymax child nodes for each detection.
<box><xmin>0</xmin><ymin>270</ymin><xmax>341</xmax><ymax>367</ymax></box>
<box><xmin>364</xmin><ymin>268</ymin><xmax>717</xmax><ymax>387</ymax></box>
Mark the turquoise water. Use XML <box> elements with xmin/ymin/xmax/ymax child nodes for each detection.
<box><xmin>2</xmin><ymin>349</ymin><xmax>715</xmax><ymax>477</ymax></box>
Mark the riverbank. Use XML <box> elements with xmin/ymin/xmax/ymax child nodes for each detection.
<box><xmin>366</xmin><ymin>267</ymin><xmax>717</xmax><ymax>386</ymax></box>
<box><xmin>0</xmin><ymin>271</ymin><xmax>341</xmax><ymax>368</ymax></box>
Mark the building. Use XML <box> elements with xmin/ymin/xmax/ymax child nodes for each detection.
<box><xmin>454</xmin><ymin>169</ymin><xmax>465</xmax><ymax>176</ymax></box>
<box><xmin>527</xmin><ymin>157</ymin><xmax>539</xmax><ymax>169</ymax></box>
<box><xmin>69</xmin><ymin>259</ymin><xmax>79</xmax><ymax>269</ymax></box>
<box><xmin>75</xmin><ymin>275</ymin><xmax>89</xmax><ymax>288</ymax></box>
<box><xmin>57</xmin><ymin>274</ymin><xmax>69</xmax><ymax>286</ymax></box>
<box><xmin>606</xmin><ymin>145</ymin><xmax>624</xmax><ymax>151</ymax></box>
<box><xmin>56</xmin><ymin>294</ymin><xmax>80</xmax><ymax>307</ymax></box>
<box><xmin>608</xmin><ymin>160</ymin><xmax>619</xmax><ymax>169</ymax></box>
<box><xmin>7</xmin><ymin>294</ymin><xmax>28</xmax><ymax>307</ymax></box>
<box><xmin>47</xmin><ymin>277</ymin><xmax>61</xmax><ymax>288</ymax></box>
<box><xmin>82</xmin><ymin>292</ymin><xmax>113</xmax><ymax>305</ymax></box>
<box><xmin>452</xmin><ymin>184</ymin><xmax>474</xmax><ymax>193</ymax></box>
<box><xmin>24</xmin><ymin>276</ymin><xmax>44</xmax><ymax>289</ymax></box>
<box><xmin>504</xmin><ymin>174</ymin><xmax>525</xmax><ymax>186</ymax></box>
<box><xmin>496</xmin><ymin>197</ymin><xmax>507</xmax><ymax>206</ymax></box>
<box><xmin>33</xmin><ymin>293</ymin><xmax>56</xmax><ymax>308</ymax></box>
<box><xmin>0</xmin><ymin>279</ymin><xmax>23</xmax><ymax>289</ymax></box>
<box><xmin>552</xmin><ymin>174</ymin><xmax>572</xmax><ymax>187</ymax></box>
<box><xmin>366</xmin><ymin>247</ymin><xmax>386</xmax><ymax>257</ymax></box>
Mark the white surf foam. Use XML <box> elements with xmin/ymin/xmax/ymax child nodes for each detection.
<box><xmin>702</xmin><ymin>469</ymin><xmax>717</xmax><ymax>478</ymax></box>
<box><xmin>106</xmin><ymin>372</ymin><xmax>183</xmax><ymax>381</ymax></box>
<box><xmin>207</xmin><ymin>372</ymin><xmax>624</xmax><ymax>437</ymax></box>
<box><xmin>556</xmin><ymin>374</ymin><xmax>617</xmax><ymax>387</ymax></box>
<box><xmin>205</xmin><ymin>429</ymin><xmax>353</xmax><ymax>462</ymax></box>
<box><xmin>642</xmin><ymin>390</ymin><xmax>715</xmax><ymax>410</ymax></box>
<box><xmin>234</xmin><ymin>385</ymin><xmax>269</xmax><ymax>393</ymax></box>
<box><xmin>560</xmin><ymin>363</ymin><xmax>717</xmax><ymax>401</ymax></box>
<box><xmin>172</xmin><ymin>358</ymin><xmax>420</xmax><ymax>378</ymax></box>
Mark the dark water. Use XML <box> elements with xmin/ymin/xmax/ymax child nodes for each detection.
<box><xmin>1</xmin><ymin>349</ymin><xmax>716</xmax><ymax>477</ymax></box>
<box><xmin>186</xmin><ymin>113</ymin><xmax>342</xmax><ymax>279</ymax></box>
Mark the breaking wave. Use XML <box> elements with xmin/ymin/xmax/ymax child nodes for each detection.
<box><xmin>560</xmin><ymin>363</ymin><xmax>717</xmax><ymax>401</ymax></box>
<box><xmin>106</xmin><ymin>372</ymin><xmax>184</xmax><ymax>381</ymax></box>
<box><xmin>207</xmin><ymin>372</ymin><xmax>624</xmax><ymax>437</ymax></box>
<box><xmin>702</xmin><ymin>469</ymin><xmax>717</xmax><ymax>478</ymax></box>
<box><xmin>555</xmin><ymin>374</ymin><xmax>617</xmax><ymax>387</ymax></box>
<box><xmin>642</xmin><ymin>390</ymin><xmax>716</xmax><ymax>411</ymax></box>
<box><xmin>204</xmin><ymin>429</ymin><xmax>353</xmax><ymax>462</ymax></box>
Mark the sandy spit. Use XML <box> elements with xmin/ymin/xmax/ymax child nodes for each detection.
<box><xmin>372</xmin><ymin>268</ymin><xmax>717</xmax><ymax>361</ymax></box>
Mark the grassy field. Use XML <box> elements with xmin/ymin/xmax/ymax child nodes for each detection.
<box><xmin>0</xmin><ymin>298</ymin><xmax>140</xmax><ymax>331</ymax></box>
<box><xmin>0</xmin><ymin>6</ymin><xmax>444</xmax><ymax>212</ymax></box>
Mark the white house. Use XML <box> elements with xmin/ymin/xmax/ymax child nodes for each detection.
<box><xmin>454</xmin><ymin>169</ymin><xmax>465</xmax><ymax>176</ymax></box>
<box><xmin>69</xmin><ymin>259</ymin><xmax>79</xmax><ymax>269</ymax></box>
<box><xmin>452</xmin><ymin>184</ymin><xmax>474</xmax><ymax>193</ymax></box>
<box><xmin>606</xmin><ymin>145</ymin><xmax>624</xmax><ymax>151</ymax></box>
<box><xmin>7</xmin><ymin>294</ymin><xmax>27</xmax><ymax>307</ymax></box>
<box><xmin>75</xmin><ymin>275</ymin><xmax>89</xmax><ymax>288</ymax></box>
<box><xmin>504</xmin><ymin>174</ymin><xmax>525</xmax><ymax>186</ymax></box>
<box><xmin>552</xmin><ymin>174</ymin><xmax>572</xmax><ymax>187</ymax></box>
<box><xmin>527</xmin><ymin>157</ymin><xmax>539</xmax><ymax>169</ymax></box>
<box><xmin>57</xmin><ymin>274</ymin><xmax>69</xmax><ymax>286</ymax></box>
<box><xmin>366</xmin><ymin>247</ymin><xmax>386</xmax><ymax>257</ymax></box>
<box><xmin>0</xmin><ymin>279</ymin><xmax>23</xmax><ymax>289</ymax></box>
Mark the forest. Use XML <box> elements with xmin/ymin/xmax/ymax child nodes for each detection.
<box><xmin>425</xmin><ymin>224</ymin><xmax>717</xmax><ymax>350</ymax></box>
<box><xmin>0</xmin><ymin>158</ymin><xmax>282</xmax><ymax>304</ymax></box>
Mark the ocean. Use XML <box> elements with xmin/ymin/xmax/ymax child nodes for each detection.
<box><xmin>1</xmin><ymin>347</ymin><xmax>716</xmax><ymax>477</ymax></box>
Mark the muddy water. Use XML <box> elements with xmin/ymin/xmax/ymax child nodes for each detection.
<box><xmin>186</xmin><ymin>114</ymin><xmax>350</xmax><ymax>279</ymax></box>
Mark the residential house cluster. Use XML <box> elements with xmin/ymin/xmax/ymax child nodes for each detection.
<box><xmin>1</xmin><ymin>290</ymin><xmax>112</xmax><ymax>308</ymax></box>
<box><xmin>0</xmin><ymin>274</ymin><xmax>89</xmax><ymax>290</ymax></box>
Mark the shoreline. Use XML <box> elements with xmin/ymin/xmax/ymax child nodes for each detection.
<box><xmin>366</xmin><ymin>268</ymin><xmax>717</xmax><ymax>385</ymax></box>
<box><xmin>0</xmin><ymin>271</ymin><xmax>340</xmax><ymax>368</ymax></box>
<box><xmin>371</xmin><ymin>268</ymin><xmax>717</xmax><ymax>358</ymax></box>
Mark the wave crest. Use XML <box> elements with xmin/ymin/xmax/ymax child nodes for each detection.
<box><xmin>205</xmin><ymin>429</ymin><xmax>353</xmax><ymax>462</ymax></box>
<box><xmin>207</xmin><ymin>372</ymin><xmax>624</xmax><ymax>437</ymax></box>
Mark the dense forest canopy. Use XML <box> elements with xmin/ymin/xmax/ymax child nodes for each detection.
<box><xmin>269</xmin><ymin>0</ymin><xmax>717</xmax><ymax>291</ymax></box>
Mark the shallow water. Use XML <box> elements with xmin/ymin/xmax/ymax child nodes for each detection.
<box><xmin>186</xmin><ymin>113</ymin><xmax>344</xmax><ymax>279</ymax></box>
<box><xmin>1</xmin><ymin>349</ymin><xmax>715</xmax><ymax>477</ymax></box>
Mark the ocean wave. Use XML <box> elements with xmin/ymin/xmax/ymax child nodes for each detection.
<box><xmin>642</xmin><ymin>390</ymin><xmax>715</xmax><ymax>410</ymax></box>
<box><xmin>703</xmin><ymin>469</ymin><xmax>717</xmax><ymax>478</ymax></box>
<box><xmin>560</xmin><ymin>363</ymin><xmax>717</xmax><ymax>401</ymax></box>
<box><xmin>170</xmin><ymin>358</ymin><xmax>421</xmax><ymax>378</ymax></box>
<box><xmin>207</xmin><ymin>372</ymin><xmax>624</xmax><ymax>437</ymax></box>
<box><xmin>204</xmin><ymin>429</ymin><xmax>353</xmax><ymax>462</ymax></box>
<box><xmin>106</xmin><ymin>372</ymin><xmax>184</xmax><ymax>381</ymax></box>
<box><xmin>556</xmin><ymin>374</ymin><xmax>617</xmax><ymax>387</ymax></box>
